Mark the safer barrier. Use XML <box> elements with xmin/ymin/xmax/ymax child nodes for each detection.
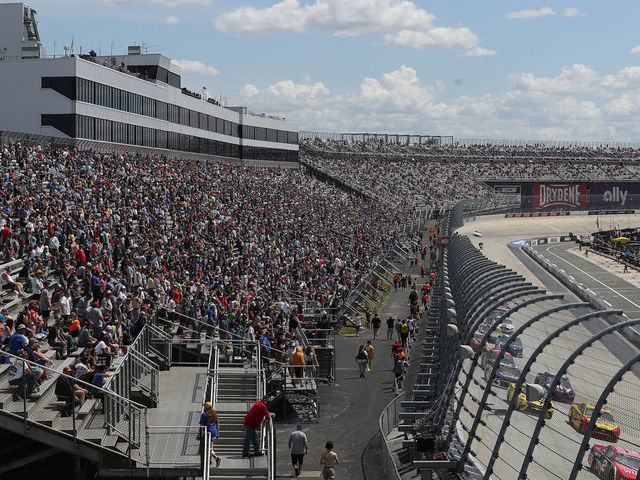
<box><xmin>391</xmin><ymin>199</ymin><xmax>640</xmax><ymax>480</ymax></box>
<box><xmin>379</xmin><ymin>391</ymin><xmax>406</xmax><ymax>480</ymax></box>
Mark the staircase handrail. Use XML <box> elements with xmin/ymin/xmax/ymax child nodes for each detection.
<box><xmin>0</xmin><ymin>350</ymin><xmax>147</xmax><ymax>463</ymax></box>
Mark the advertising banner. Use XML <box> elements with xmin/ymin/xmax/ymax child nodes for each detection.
<box><xmin>494</xmin><ymin>185</ymin><xmax>521</xmax><ymax>194</ymax></box>
<box><xmin>588</xmin><ymin>184</ymin><xmax>640</xmax><ymax>209</ymax></box>
<box><xmin>534</xmin><ymin>184</ymin><xmax>587</xmax><ymax>209</ymax></box>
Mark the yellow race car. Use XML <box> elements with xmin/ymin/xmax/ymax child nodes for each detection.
<box><xmin>568</xmin><ymin>403</ymin><xmax>620</xmax><ymax>442</ymax></box>
<box><xmin>507</xmin><ymin>382</ymin><xmax>554</xmax><ymax>419</ymax></box>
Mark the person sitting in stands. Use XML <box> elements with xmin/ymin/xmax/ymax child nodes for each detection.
<box><xmin>9</xmin><ymin>349</ymin><xmax>37</xmax><ymax>400</ymax></box>
<box><xmin>9</xmin><ymin>324</ymin><xmax>28</xmax><ymax>355</ymax></box>
<box><xmin>0</xmin><ymin>317</ymin><xmax>13</xmax><ymax>347</ymax></box>
<box><xmin>73</xmin><ymin>356</ymin><xmax>92</xmax><ymax>383</ymax></box>
<box><xmin>55</xmin><ymin>365</ymin><xmax>88</xmax><ymax>416</ymax></box>
<box><xmin>68</xmin><ymin>313</ymin><xmax>81</xmax><ymax>338</ymax></box>
<box><xmin>94</xmin><ymin>332</ymin><xmax>116</xmax><ymax>366</ymax></box>
<box><xmin>89</xmin><ymin>364</ymin><xmax>118</xmax><ymax>405</ymax></box>
<box><xmin>77</xmin><ymin>321</ymin><xmax>97</xmax><ymax>348</ymax></box>
<box><xmin>26</xmin><ymin>338</ymin><xmax>52</xmax><ymax>381</ymax></box>
<box><xmin>1</xmin><ymin>266</ymin><xmax>26</xmax><ymax>299</ymax></box>
<box><xmin>48</xmin><ymin>318</ymin><xmax>75</xmax><ymax>358</ymax></box>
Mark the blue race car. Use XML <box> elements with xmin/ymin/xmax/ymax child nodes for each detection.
<box><xmin>485</xmin><ymin>363</ymin><xmax>522</xmax><ymax>388</ymax></box>
<box><xmin>496</xmin><ymin>334</ymin><xmax>524</xmax><ymax>358</ymax></box>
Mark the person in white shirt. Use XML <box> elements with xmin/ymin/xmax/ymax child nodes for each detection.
<box><xmin>247</xmin><ymin>324</ymin><xmax>256</xmax><ymax>342</ymax></box>
<box><xmin>60</xmin><ymin>290</ymin><xmax>72</xmax><ymax>321</ymax></box>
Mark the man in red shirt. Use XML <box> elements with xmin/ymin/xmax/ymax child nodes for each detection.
<box><xmin>242</xmin><ymin>396</ymin><xmax>275</xmax><ymax>458</ymax></box>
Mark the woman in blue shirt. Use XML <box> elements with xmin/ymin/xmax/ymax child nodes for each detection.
<box><xmin>199</xmin><ymin>402</ymin><xmax>221</xmax><ymax>467</ymax></box>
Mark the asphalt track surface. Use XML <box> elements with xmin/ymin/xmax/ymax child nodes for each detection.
<box><xmin>456</xmin><ymin>215</ymin><xmax>640</xmax><ymax>480</ymax></box>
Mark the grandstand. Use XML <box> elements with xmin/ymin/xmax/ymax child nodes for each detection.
<box><xmin>0</xmin><ymin>6</ymin><xmax>638</xmax><ymax>480</ymax></box>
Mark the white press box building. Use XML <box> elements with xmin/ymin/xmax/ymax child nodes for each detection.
<box><xmin>0</xmin><ymin>2</ymin><xmax>299</xmax><ymax>163</ymax></box>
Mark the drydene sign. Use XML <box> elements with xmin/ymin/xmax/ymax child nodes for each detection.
<box><xmin>534</xmin><ymin>184</ymin><xmax>587</xmax><ymax>209</ymax></box>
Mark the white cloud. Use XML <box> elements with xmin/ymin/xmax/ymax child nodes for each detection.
<box><xmin>602</xmin><ymin>67</ymin><xmax>640</xmax><ymax>89</ymax></box>
<box><xmin>238</xmin><ymin>64</ymin><xmax>640</xmax><ymax>141</ymax></box>
<box><xmin>630</xmin><ymin>46</ymin><xmax>640</xmax><ymax>55</ymax></box>
<box><xmin>214</xmin><ymin>0</ymin><xmax>436</xmax><ymax>37</ymax></box>
<box><xmin>505</xmin><ymin>7</ymin><xmax>555</xmax><ymax>19</ymax></box>
<box><xmin>173</xmin><ymin>60</ymin><xmax>220</xmax><ymax>76</ymax></box>
<box><xmin>507</xmin><ymin>64</ymin><xmax>598</xmax><ymax>93</ymax></box>
<box><xmin>105</xmin><ymin>0</ymin><xmax>209</xmax><ymax>5</ymax></box>
<box><xmin>213</xmin><ymin>0</ymin><xmax>490</xmax><ymax>53</ymax></box>
<box><xmin>459</xmin><ymin>47</ymin><xmax>497</xmax><ymax>57</ymax></box>
<box><xmin>165</xmin><ymin>15</ymin><xmax>179</xmax><ymax>25</ymax></box>
<box><xmin>562</xmin><ymin>7</ymin><xmax>585</xmax><ymax>17</ymax></box>
<box><xmin>383</xmin><ymin>27</ymin><xmax>479</xmax><ymax>50</ymax></box>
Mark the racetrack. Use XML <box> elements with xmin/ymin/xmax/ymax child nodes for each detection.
<box><xmin>454</xmin><ymin>214</ymin><xmax>640</xmax><ymax>480</ymax></box>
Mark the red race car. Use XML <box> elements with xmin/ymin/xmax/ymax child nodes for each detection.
<box><xmin>588</xmin><ymin>445</ymin><xmax>640</xmax><ymax>480</ymax></box>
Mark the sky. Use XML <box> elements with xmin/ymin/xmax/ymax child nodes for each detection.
<box><xmin>21</xmin><ymin>0</ymin><xmax>640</xmax><ymax>141</ymax></box>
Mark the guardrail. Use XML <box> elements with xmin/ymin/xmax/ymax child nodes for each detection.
<box><xmin>145</xmin><ymin>425</ymin><xmax>202</xmax><ymax>467</ymax></box>
<box><xmin>265</xmin><ymin>416</ymin><xmax>276</xmax><ymax>480</ymax></box>
<box><xmin>379</xmin><ymin>391</ymin><xmax>406</xmax><ymax>480</ymax></box>
<box><xmin>107</xmin><ymin>325</ymin><xmax>159</xmax><ymax>407</ymax></box>
<box><xmin>0</xmin><ymin>351</ymin><xmax>147</xmax><ymax>464</ymax></box>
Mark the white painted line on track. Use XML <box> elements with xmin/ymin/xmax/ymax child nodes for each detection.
<box><xmin>603</xmin><ymin>300</ymin><xmax>613</xmax><ymax>306</ymax></box>
<box><xmin>543</xmin><ymin>243</ymin><xmax>640</xmax><ymax>311</ymax></box>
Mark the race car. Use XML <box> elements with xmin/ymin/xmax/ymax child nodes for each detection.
<box><xmin>470</xmin><ymin>332</ymin><xmax>488</xmax><ymax>351</ymax></box>
<box><xmin>485</xmin><ymin>362</ymin><xmax>522</xmax><ymax>387</ymax></box>
<box><xmin>569</xmin><ymin>403</ymin><xmax>620</xmax><ymax>442</ymax></box>
<box><xmin>473</xmin><ymin>230</ymin><xmax>483</xmax><ymax>237</ymax></box>
<box><xmin>477</xmin><ymin>323</ymin><xmax>500</xmax><ymax>343</ymax></box>
<box><xmin>506</xmin><ymin>382</ymin><xmax>554</xmax><ymax>419</ymax></box>
<box><xmin>588</xmin><ymin>445</ymin><xmax>640</xmax><ymax>480</ymax></box>
<box><xmin>498</xmin><ymin>321</ymin><xmax>515</xmax><ymax>334</ymax></box>
<box><xmin>480</xmin><ymin>349</ymin><xmax>516</xmax><ymax>370</ymax></box>
<box><xmin>496</xmin><ymin>334</ymin><xmax>524</xmax><ymax>357</ymax></box>
<box><xmin>534</xmin><ymin>371</ymin><xmax>575</xmax><ymax>403</ymax></box>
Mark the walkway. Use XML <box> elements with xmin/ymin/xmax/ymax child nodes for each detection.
<box><xmin>275</xmin><ymin>244</ymin><xmax>428</xmax><ymax>479</ymax></box>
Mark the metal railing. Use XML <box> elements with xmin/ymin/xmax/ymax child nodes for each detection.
<box><xmin>301</xmin><ymin>328</ymin><xmax>336</xmax><ymax>382</ymax></box>
<box><xmin>148</xmin><ymin>322</ymin><xmax>172</xmax><ymax>366</ymax></box>
<box><xmin>379</xmin><ymin>391</ymin><xmax>406</xmax><ymax>480</ymax></box>
<box><xmin>203</xmin><ymin>430</ymin><xmax>212</xmax><ymax>479</ymax></box>
<box><xmin>265</xmin><ymin>416</ymin><xmax>276</xmax><ymax>480</ymax></box>
<box><xmin>145</xmin><ymin>425</ymin><xmax>202</xmax><ymax>467</ymax></box>
<box><xmin>107</xmin><ymin>325</ymin><xmax>159</xmax><ymax>407</ymax></box>
<box><xmin>0</xmin><ymin>351</ymin><xmax>147</xmax><ymax>464</ymax></box>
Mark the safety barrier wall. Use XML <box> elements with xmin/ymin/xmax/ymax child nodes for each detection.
<box><xmin>394</xmin><ymin>198</ymin><xmax>640</xmax><ymax>480</ymax></box>
<box><xmin>523</xmin><ymin>245</ymin><xmax>640</xmax><ymax>348</ymax></box>
<box><xmin>379</xmin><ymin>391</ymin><xmax>406</xmax><ymax>480</ymax></box>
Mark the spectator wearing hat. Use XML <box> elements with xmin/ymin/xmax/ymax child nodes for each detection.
<box><xmin>94</xmin><ymin>332</ymin><xmax>116</xmax><ymax>366</ymax></box>
<box><xmin>9</xmin><ymin>349</ymin><xmax>36</xmax><ymax>401</ymax></box>
<box><xmin>9</xmin><ymin>324</ymin><xmax>28</xmax><ymax>355</ymax></box>
<box><xmin>199</xmin><ymin>402</ymin><xmax>221</xmax><ymax>468</ymax></box>
<box><xmin>87</xmin><ymin>301</ymin><xmax>104</xmax><ymax>337</ymax></box>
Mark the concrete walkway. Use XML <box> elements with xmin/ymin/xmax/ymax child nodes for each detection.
<box><xmin>275</xmin><ymin>242</ymin><xmax>430</xmax><ymax>479</ymax></box>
